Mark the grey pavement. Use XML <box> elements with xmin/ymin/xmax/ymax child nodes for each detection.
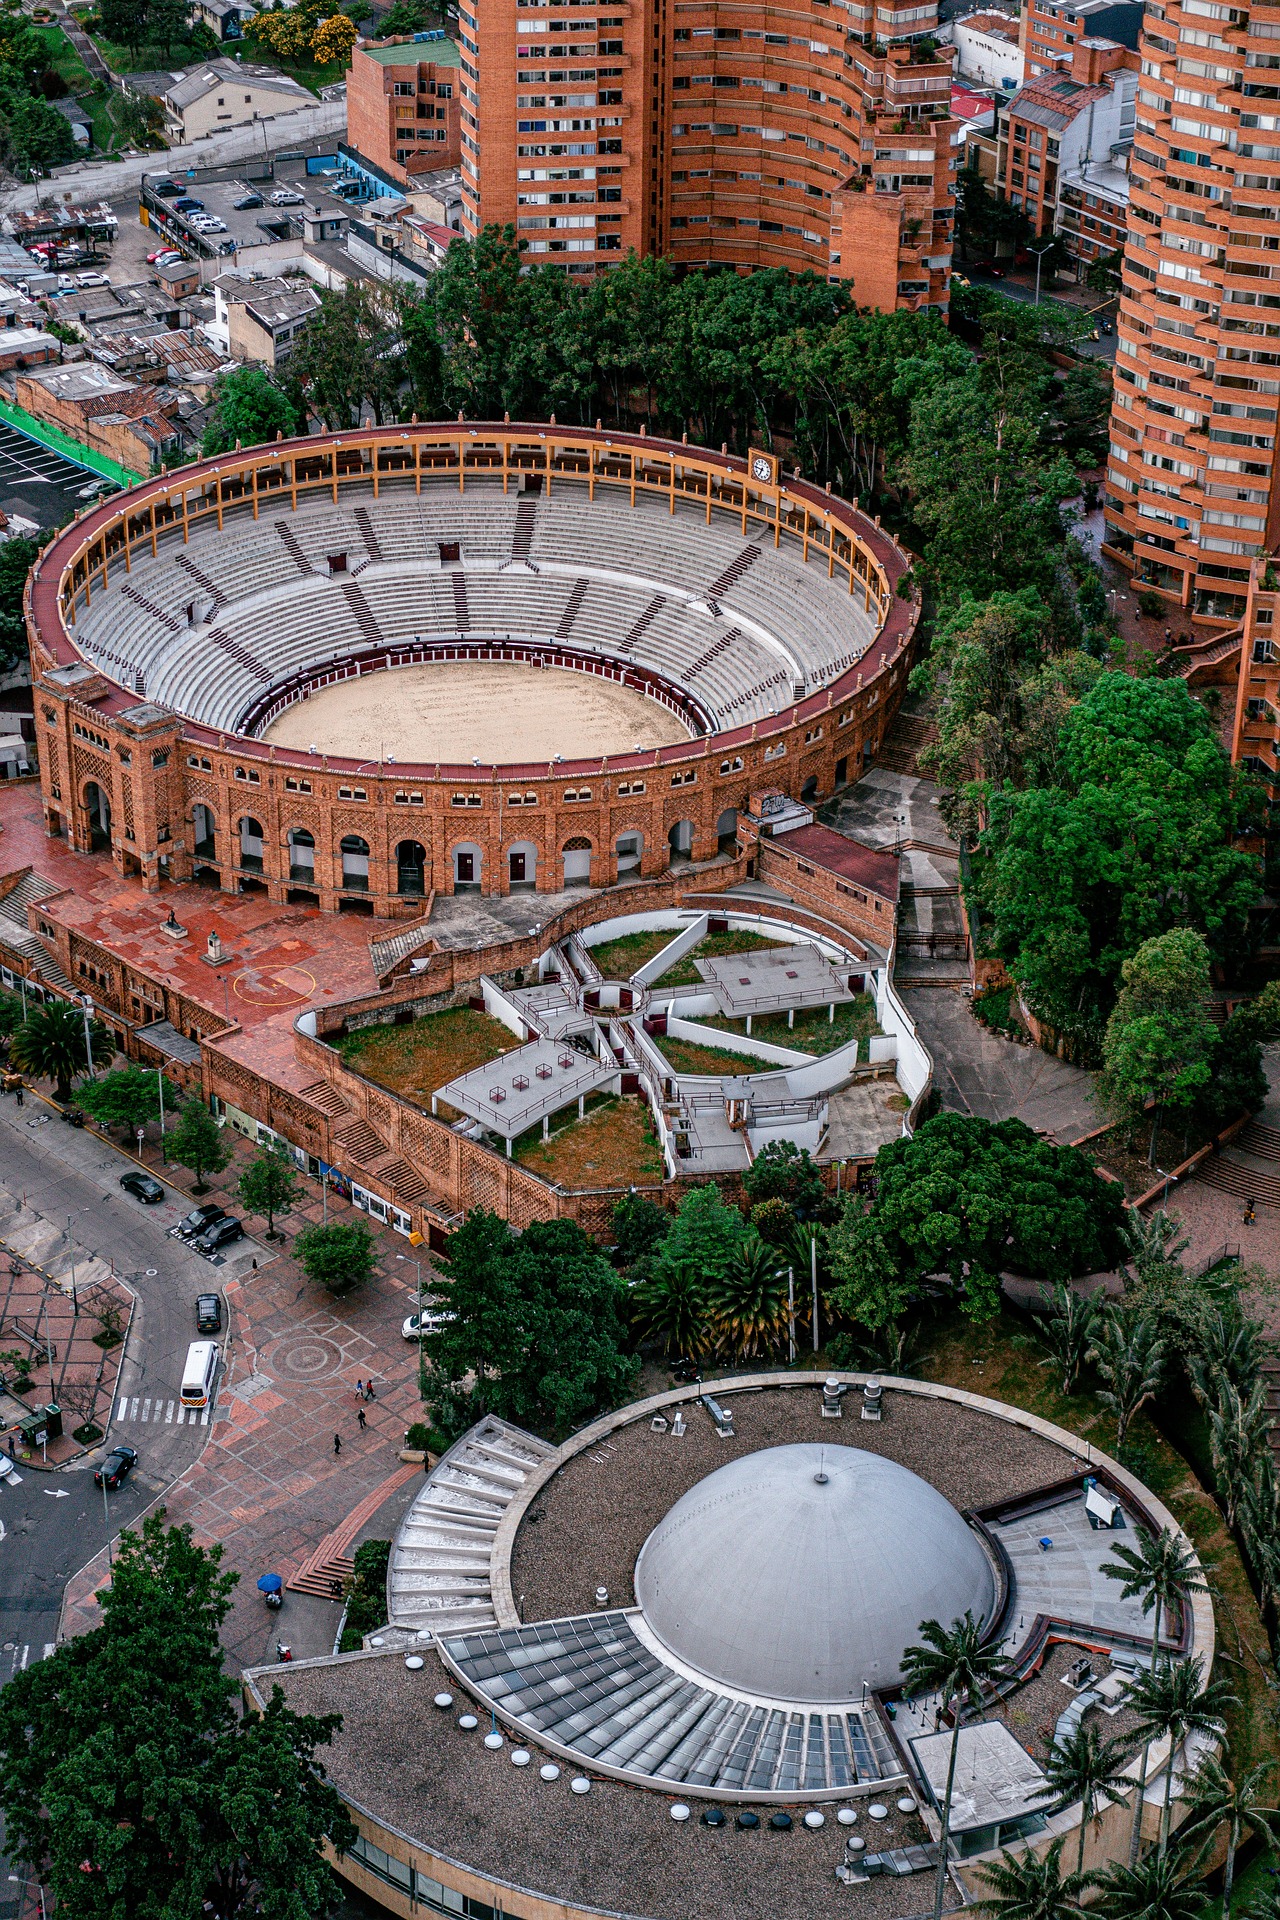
<box><xmin>903</xmin><ymin>985</ymin><xmax>1099</xmax><ymax>1144</ymax></box>
<box><xmin>821</xmin><ymin>766</ymin><xmax>957</xmax><ymax>855</ymax></box>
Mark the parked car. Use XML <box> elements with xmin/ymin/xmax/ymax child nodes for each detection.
<box><xmin>174</xmin><ymin>197</ymin><xmax>204</xmax><ymax>212</ymax></box>
<box><xmin>75</xmin><ymin>270</ymin><xmax>107</xmax><ymax>288</ymax></box>
<box><xmin>269</xmin><ymin>188</ymin><xmax>303</xmax><ymax>206</ymax></box>
<box><xmin>196</xmin><ymin>1293</ymin><xmax>223</xmax><ymax>1334</ymax></box>
<box><xmin>196</xmin><ymin>218</ymin><xmax>227</xmax><ymax>233</ymax></box>
<box><xmin>147</xmin><ymin>247</ymin><xmax>180</xmax><ymax>264</ymax></box>
<box><xmin>120</xmin><ymin>1169</ymin><xmax>164</xmax><ymax>1205</ymax></box>
<box><xmin>0</xmin><ymin>1454</ymin><xmax>22</xmax><ymax>1485</ymax></box>
<box><xmin>401</xmin><ymin>1309</ymin><xmax>455</xmax><ymax>1341</ymax></box>
<box><xmin>56</xmin><ymin>274</ymin><xmax>73</xmax><ymax>293</ymax></box>
<box><xmin>233</xmin><ymin>191</ymin><xmax>263</xmax><ymax>209</ymax></box>
<box><xmin>94</xmin><ymin>1445</ymin><xmax>137</xmax><ymax>1489</ymax></box>
<box><xmin>154</xmin><ymin>179</ymin><xmax>183</xmax><ymax>196</ymax></box>
<box><xmin>170</xmin><ymin>1202</ymin><xmax>225</xmax><ymax>1241</ymax></box>
<box><xmin>193</xmin><ymin>1215</ymin><xmax>244</xmax><ymax>1258</ymax></box>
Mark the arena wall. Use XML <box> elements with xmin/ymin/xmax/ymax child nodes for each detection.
<box><xmin>26</xmin><ymin>423</ymin><xmax>919</xmax><ymax>915</ymax></box>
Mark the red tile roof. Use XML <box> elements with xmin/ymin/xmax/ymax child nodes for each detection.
<box><xmin>775</xmin><ymin>824</ymin><xmax>900</xmax><ymax>900</ymax></box>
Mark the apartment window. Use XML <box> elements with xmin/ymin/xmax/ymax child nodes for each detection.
<box><xmin>284</xmin><ymin>777</ymin><xmax>312</xmax><ymax>793</ymax></box>
<box><xmin>616</xmin><ymin>779</ymin><xmax>646</xmax><ymax>795</ymax></box>
<box><xmin>563</xmin><ymin>786</ymin><xmax>593</xmax><ymax>801</ymax></box>
<box><xmin>187</xmin><ymin>754</ymin><xmax>212</xmax><ymax>771</ymax></box>
<box><xmin>394</xmin><ymin>791</ymin><xmax>425</xmax><ymax>805</ymax></box>
<box><xmin>451</xmin><ymin>793</ymin><xmax>483</xmax><ymax>807</ymax></box>
<box><xmin>337</xmin><ymin>786</ymin><xmax>367</xmax><ymax>801</ymax></box>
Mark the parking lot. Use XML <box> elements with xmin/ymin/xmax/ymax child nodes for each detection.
<box><xmin>140</xmin><ymin>169</ymin><xmax>309</xmax><ymax>262</ymax></box>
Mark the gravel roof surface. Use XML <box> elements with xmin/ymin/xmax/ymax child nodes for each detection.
<box><xmin>1003</xmin><ymin>1643</ymin><xmax>1143</xmax><ymax>1768</ymax></box>
<box><xmin>511</xmin><ymin>1383</ymin><xmax>1075</xmax><ymax>1624</ymax></box>
<box><xmin>271</xmin><ymin>1648</ymin><xmax>948</xmax><ymax>1920</ymax></box>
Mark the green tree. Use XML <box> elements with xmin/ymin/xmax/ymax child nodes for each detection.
<box><xmin>1179</xmin><ymin>1757</ymin><xmax>1280</xmax><ymax>1920</ymax></box>
<box><xmin>73</xmin><ymin>1064</ymin><xmax>161</xmax><ymax>1141</ymax></box>
<box><xmin>0</xmin><ymin>1516</ymin><xmax>354</xmax><ymax>1920</ymax></box>
<box><xmin>0</xmin><ymin>88</ymin><xmax>76</xmax><ymax>175</ymax></box>
<box><xmin>238</xmin><ymin>1138</ymin><xmax>299</xmax><ymax>1240</ymax></box>
<box><xmin>974</xmin><ymin>675</ymin><xmax>1260</xmax><ymax>1051</ymax></box>
<box><xmin>373</xmin><ymin>0</ymin><xmax>436</xmax><ymax>33</ymax></box>
<box><xmin>1206</xmin><ymin>1376</ymin><xmax>1271</xmax><ymax>1532</ymax></box>
<box><xmin>1098</xmin><ymin>930</ymin><xmax>1217</xmax><ymax>1165</ymax></box>
<box><xmin>901</xmin><ymin>1613</ymin><xmax>1009</xmax><ymax>1920</ymax></box>
<box><xmin>704</xmin><ymin>1235</ymin><xmax>790</xmax><ymax>1360</ymax></box>
<box><xmin>610</xmin><ymin>1190</ymin><xmax>669</xmax><ymax>1276</ymax></box>
<box><xmin>1198</xmin><ymin>982</ymin><xmax>1280</xmax><ymax>1134</ymax></box>
<box><xmin>1092</xmin><ymin>1848</ymin><xmax>1209</xmax><ymax>1920</ymax></box>
<box><xmin>294</xmin><ymin>1219</ymin><xmax>376</xmax><ymax>1296</ymax></box>
<box><xmin>166</xmin><ymin>1097</ymin><xmax>233</xmax><ymax>1193</ymax></box>
<box><xmin>98</xmin><ymin>0</ymin><xmax>149</xmax><ymax>54</ymax></box>
<box><xmin>648</xmin><ymin>1183</ymin><xmax>746</xmax><ymax>1292</ymax></box>
<box><xmin>0</xmin><ymin>534</ymin><xmax>39</xmax><ymax>673</ymax></box>
<box><xmin>430</xmin><ymin>1213</ymin><xmax>634</xmax><ymax>1430</ymax></box>
<box><xmin>289</xmin><ymin>282</ymin><xmax>400</xmax><ymax>429</ymax></box>
<box><xmin>1039</xmin><ymin>1721</ymin><xmax>1134</xmax><ymax>1884</ymax></box>
<box><xmin>1123</xmin><ymin>1658</ymin><xmax>1233</xmax><ymax>1856</ymax></box>
<box><xmin>1031</xmin><ymin>1281</ymin><xmax>1101</xmax><ymax>1397</ymax></box>
<box><xmin>146</xmin><ymin>0</ymin><xmax>188</xmax><ymax>49</ymax></box>
<box><xmin>973</xmin><ymin>1836</ymin><xmax>1088</xmax><ymax>1920</ymax></box>
<box><xmin>10</xmin><ymin>1000</ymin><xmax>113</xmax><ymax>1102</ymax></box>
<box><xmin>1101</xmin><ymin>1528</ymin><xmax>1208</xmax><ymax>1863</ymax></box>
<box><xmin>0</xmin><ymin>988</ymin><xmax>24</xmax><ymax>1037</ymax></box>
<box><xmin>630</xmin><ymin>1265</ymin><xmax>708</xmax><ymax>1360</ymax></box>
<box><xmin>1088</xmin><ymin>1310</ymin><xmax>1166</xmax><ymax>1451</ymax></box>
<box><xmin>742</xmin><ymin>1139</ymin><xmax>827</xmax><ymax>1214</ymax></box>
<box><xmin>203</xmin><ymin>367</ymin><xmax>303</xmax><ymax>457</ymax></box>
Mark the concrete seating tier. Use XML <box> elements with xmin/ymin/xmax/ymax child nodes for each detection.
<box><xmin>71</xmin><ymin>477</ymin><xmax>880</xmax><ymax>738</ymax></box>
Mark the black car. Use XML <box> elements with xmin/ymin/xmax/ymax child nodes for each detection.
<box><xmin>233</xmin><ymin>192</ymin><xmax>263</xmax><ymax>209</ymax></box>
<box><xmin>193</xmin><ymin>1216</ymin><xmax>243</xmax><ymax>1258</ymax></box>
<box><xmin>155</xmin><ymin>180</ymin><xmax>182</xmax><ymax>197</ymax></box>
<box><xmin>120</xmin><ymin>1170</ymin><xmax>164</xmax><ymax>1205</ymax></box>
<box><xmin>94</xmin><ymin>1445</ymin><xmax>137</xmax><ymax>1489</ymax></box>
<box><xmin>174</xmin><ymin>197</ymin><xmax>204</xmax><ymax>212</ymax></box>
<box><xmin>196</xmin><ymin>1293</ymin><xmax>223</xmax><ymax>1334</ymax></box>
<box><xmin>170</xmin><ymin>1202</ymin><xmax>225</xmax><ymax>1241</ymax></box>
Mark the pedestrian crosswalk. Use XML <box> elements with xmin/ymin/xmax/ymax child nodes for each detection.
<box><xmin>113</xmin><ymin>1395</ymin><xmax>211</xmax><ymax>1427</ymax></box>
<box><xmin>0</xmin><ymin>1644</ymin><xmax>56</xmax><ymax>1684</ymax></box>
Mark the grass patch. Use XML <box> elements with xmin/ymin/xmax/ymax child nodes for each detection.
<box><xmin>656</xmin><ymin>1033</ymin><xmax>778</xmax><ymax>1077</ymax></box>
<box><xmin>920</xmin><ymin>1303</ymin><xmax>1280</xmax><ymax>1783</ymax></box>
<box><xmin>72</xmin><ymin>1421</ymin><xmax>103</xmax><ymax>1445</ymax></box>
<box><xmin>513</xmin><ymin>1095</ymin><xmax>665</xmax><ymax>1190</ymax></box>
<box><xmin>698</xmin><ymin>993</ymin><xmax>881</xmax><ymax>1058</ymax></box>
<box><xmin>33</xmin><ymin>22</ymin><xmax>94</xmax><ymax>89</ymax></box>
<box><xmin>337</xmin><ymin>1006</ymin><xmax>522</xmax><ymax>1113</ymax></box>
<box><xmin>588</xmin><ymin>929</ymin><xmax>683</xmax><ymax>979</ymax></box>
<box><xmin>587</xmin><ymin>926</ymin><xmax>790</xmax><ymax>987</ymax></box>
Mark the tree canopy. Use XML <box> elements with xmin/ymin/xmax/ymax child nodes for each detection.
<box><xmin>829</xmin><ymin>1112</ymin><xmax>1127</xmax><ymax>1328</ymax></box>
<box><xmin>973</xmin><ymin>674</ymin><xmax>1261</xmax><ymax>1049</ymax></box>
<box><xmin>428</xmin><ymin>1210</ymin><xmax>636</xmax><ymax>1432</ymax></box>
<box><xmin>202</xmin><ymin>367</ymin><xmax>304</xmax><ymax>457</ymax></box>
<box><xmin>0</xmin><ymin>1516</ymin><xmax>354</xmax><ymax>1920</ymax></box>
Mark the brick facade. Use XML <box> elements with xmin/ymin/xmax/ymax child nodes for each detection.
<box><xmin>346</xmin><ymin>38</ymin><xmax>463</xmax><ymax>188</ymax></box>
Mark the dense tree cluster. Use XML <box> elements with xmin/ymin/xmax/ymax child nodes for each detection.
<box><xmin>0</xmin><ymin>1</ymin><xmax>81</xmax><ymax>175</ymax></box>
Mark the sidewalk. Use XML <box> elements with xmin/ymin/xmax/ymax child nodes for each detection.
<box><xmin>58</xmin><ymin>1129</ymin><xmax>439</xmax><ymax>1670</ymax></box>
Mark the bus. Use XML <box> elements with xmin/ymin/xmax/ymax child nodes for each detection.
<box><xmin>181</xmin><ymin>1339</ymin><xmax>218</xmax><ymax>1408</ymax></box>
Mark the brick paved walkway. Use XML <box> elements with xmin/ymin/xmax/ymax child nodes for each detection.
<box><xmin>60</xmin><ymin>1133</ymin><xmax>440</xmax><ymax>1670</ymax></box>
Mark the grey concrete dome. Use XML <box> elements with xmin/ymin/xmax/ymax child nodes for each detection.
<box><xmin>633</xmin><ymin>1442</ymin><xmax>996</xmax><ymax>1704</ymax></box>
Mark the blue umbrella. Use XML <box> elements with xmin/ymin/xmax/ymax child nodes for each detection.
<box><xmin>256</xmin><ymin>1573</ymin><xmax>283</xmax><ymax>1594</ymax></box>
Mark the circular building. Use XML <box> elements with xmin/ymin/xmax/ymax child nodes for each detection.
<box><xmin>26</xmin><ymin>424</ymin><xmax>917</xmax><ymax>912</ymax></box>
<box><xmin>253</xmin><ymin>1374</ymin><xmax>1213</xmax><ymax>1920</ymax></box>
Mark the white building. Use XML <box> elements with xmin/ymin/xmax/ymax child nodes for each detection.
<box><xmin>949</xmin><ymin>9</ymin><xmax>1024</xmax><ymax>91</ymax></box>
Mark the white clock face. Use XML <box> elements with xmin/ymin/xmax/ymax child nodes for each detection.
<box><xmin>752</xmin><ymin>455</ymin><xmax>772</xmax><ymax>482</ymax></box>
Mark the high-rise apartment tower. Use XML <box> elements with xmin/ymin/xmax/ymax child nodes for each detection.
<box><xmin>1103</xmin><ymin>0</ymin><xmax>1280</xmax><ymax>625</ymax></box>
<box><xmin>455</xmin><ymin>0</ymin><xmax>960</xmax><ymax>309</ymax></box>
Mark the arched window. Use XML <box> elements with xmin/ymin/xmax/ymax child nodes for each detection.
<box><xmin>288</xmin><ymin>827</ymin><xmax>315</xmax><ymax>881</ymax></box>
<box><xmin>192</xmin><ymin>802</ymin><xmax>216</xmax><ymax>860</ymax></box>
<box><xmin>341</xmin><ymin>834</ymin><xmax>370</xmax><ymax>892</ymax></box>
<box><xmin>239</xmin><ymin>816</ymin><xmax>264</xmax><ymax>872</ymax></box>
<box><xmin>562</xmin><ymin>835</ymin><xmax>592</xmax><ymax>886</ymax></box>
<box><xmin>615</xmin><ymin>830</ymin><xmax>642</xmax><ymax>877</ymax></box>
<box><xmin>396</xmin><ymin>839</ymin><xmax>427</xmax><ymax>897</ymax></box>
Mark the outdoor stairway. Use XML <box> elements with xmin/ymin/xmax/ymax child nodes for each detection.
<box><xmin>1169</xmin><ymin>626</ymin><xmax>1243</xmax><ymax>682</ymax></box>
<box><xmin>274</xmin><ymin>521</ymin><xmax>314</xmax><ymax>575</ymax></box>
<box><xmin>287</xmin><ymin>1462</ymin><xmax>421</xmax><ymax>1598</ymax></box>
<box><xmin>352</xmin><ymin>505</ymin><xmax>384</xmax><ymax>565</ymax></box>
<box><xmin>378</xmin><ymin>1158</ymin><xmax>432</xmax><ymax>1205</ymax></box>
<box><xmin>387</xmin><ymin>1416</ymin><xmax>556</xmax><ymax>1638</ymax></box>
<box><xmin>876</xmin><ymin>708</ymin><xmax>937</xmax><ymax>777</ymax></box>
<box><xmin>340</xmin><ymin>582</ymin><xmax>383</xmax><ymax>647</ymax></box>
<box><xmin>1194</xmin><ymin>1153</ymin><xmax>1280</xmax><ymax>1212</ymax></box>
<box><xmin>511</xmin><ymin>497</ymin><xmax>536</xmax><ymax>560</ymax></box>
<box><xmin>297</xmin><ymin>1079</ymin><xmax>351</xmax><ymax>1120</ymax></box>
<box><xmin>708</xmin><ymin>543</ymin><xmax>761</xmax><ymax>597</ymax></box>
<box><xmin>174</xmin><ymin>552</ymin><xmax>227</xmax><ymax>614</ymax></box>
<box><xmin>331</xmin><ymin>1117</ymin><xmax>389</xmax><ymax>1167</ymax></box>
<box><xmin>0</xmin><ymin>873</ymin><xmax>72</xmax><ymax>994</ymax></box>
<box><xmin>369</xmin><ymin>923</ymin><xmax>434</xmax><ymax>983</ymax></box>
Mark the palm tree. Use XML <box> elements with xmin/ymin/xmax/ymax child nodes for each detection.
<box><xmin>9</xmin><ymin>999</ymin><xmax>113</xmax><ymax>1103</ymax></box>
<box><xmin>1206</xmin><ymin>1378</ymin><xmax>1271</xmax><ymax>1532</ymax></box>
<box><xmin>1092</xmin><ymin>1846</ymin><xmax>1210</xmax><ymax>1920</ymax></box>
<box><xmin>1124</xmin><ymin>1657</ymin><xmax>1234</xmax><ymax>1856</ymax></box>
<box><xmin>973</xmin><ymin>1837</ymin><xmax>1088</xmax><ymax>1920</ymax></box>
<box><xmin>1179</xmin><ymin>1756</ymin><xmax>1280</xmax><ymax>1920</ymax></box>
<box><xmin>1187</xmin><ymin>1307</ymin><xmax>1269</xmax><ymax>1408</ymax></box>
<box><xmin>704</xmin><ymin>1236</ymin><xmax>789</xmax><ymax>1360</ymax></box>
<box><xmin>630</xmin><ymin>1265</ymin><xmax>708</xmax><ymax>1360</ymax></box>
<box><xmin>1123</xmin><ymin>1209</ymin><xmax>1190</xmax><ymax>1283</ymax></box>
<box><xmin>1101</xmin><ymin>1528</ymin><xmax>1208</xmax><ymax>1865</ymax></box>
<box><xmin>1040</xmin><ymin>1721</ymin><xmax>1135</xmax><ymax>1883</ymax></box>
<box><xmin>1089</xmin><ymin>1310</ymin><xmax>1166</xmax><ymax>1451</ymax></box>
<box><xmin>1032</xmin><ymin>1281</ymin><xmax>1100</xmax><ymax>1396</ymax></box>
<box><xmin>901</xmin><ymin>1612</ymin><xmax>1009</xmax><ymax>1920</ymax></box>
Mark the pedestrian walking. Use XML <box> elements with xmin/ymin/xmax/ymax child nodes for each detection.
<box><xmin>364</xmin><ymin>1380</ymin><xmax>376</xmax><ymax>1402</ymax></box>
<box><xmin>357</xmin><ymin>1407</ymin><xmax>366</xmax><ymax>1431</ymax></box>
<box><xmin>355</xmin><ymin>1378</ymin><xmax>365</xmax><ymax>1400</ymax></box>
<box><xmin>333</xmin><ymin>1432</ymin><xmax>342</xmax><ymax>1456</ymax></box>
<box><xmin>14</xmin><ymin>1084</ymin><xmax>23</xmax><ymax>1108</ymax></box>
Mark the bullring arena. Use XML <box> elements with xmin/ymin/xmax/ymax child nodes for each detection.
<box><xmin>1</xmin><ymin>421</ymin><xmax>924</xmax><ymax>1237</ymax></box>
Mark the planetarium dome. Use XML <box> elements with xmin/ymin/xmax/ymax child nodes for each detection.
<box><xmin>633</xmin><ymin>1442</ymin><xmax>997</xmax><ymax>1704</ymax></box>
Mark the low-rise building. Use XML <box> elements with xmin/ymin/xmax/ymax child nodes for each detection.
<box><xmin>1055</xmin><ymin>149</ymin><xmax>1128</xmax><ymax>276</ymax></box>
<box><xmin>344</xmin><ymin>35</ymin><xmax>461</xmax><ymax>190</ymax></box>
<box><xmin>1018</xmin><ymin>0</ymin><xmax>1141</xmax><ymax>78</ymax></box>
<box><xmin>210</xmin><ymin>274</ymin><xmax>322</xmax><ymax>366</ymax></box>
<box><xmin>0</xmin><ymin>324</ymin><xmax>61</xmax><ymax>372</ymax></box>
<box><xmin>160</xmin><ymin>59</ymin><xmax>313</xmax><ymax>141</ymax></box>
<box><xmin>997</xmin><ymin>44</ymin><xmax>1137</xmax><ymax>238</ymax></box>
<box><xmin>13</xmin><ymin>362</ymin><xmax>183</xmax><ymax>474</ymax></box>
<box><xmin>950</xmin><ymin>10</ymin><xmax>1024</xmax><ymax>93</ymax></box>
<box><xmin>190</xmin><ymin>0</ymin><xmax>258</xmax><ymax>41</ymax></box>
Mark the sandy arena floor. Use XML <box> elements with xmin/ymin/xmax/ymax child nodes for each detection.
<box><xmin>260</xmin><ymin>661</ymin><xmax>692</xmax><ymax>763</ymax></box>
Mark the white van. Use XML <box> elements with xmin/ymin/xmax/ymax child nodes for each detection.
<box><xmin>181</xmin><ymin>1339</ymin><xmax>218</xmax><ymax>1408</ymax></box>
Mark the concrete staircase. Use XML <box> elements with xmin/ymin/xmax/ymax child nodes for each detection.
<box><xmin>386</xmin><ymin>1415</ymin><xmax>556</xmax><ymax>1638</ymax></box>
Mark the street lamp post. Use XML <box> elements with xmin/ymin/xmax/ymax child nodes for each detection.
<box><xmin>397</xmin><ymin>1250</ymin><xmax>426</xmax><ymax>1393</ymax></box>
<box><xmin>788</xmin><ymin>1266</ymin><xmax>795</xmax><ymax>1363</ymax></box>
<box><xmin>1030</xmin><ymin>239</ymin><xmax>1054</xmax><ymax>306</ymax></box>
<box><xmin>156</xmin><ymin>1065</ymin><xmax>167</xmax><ymax>1162</ymax></box>
<box><xmin>79</xmin><ymin>992</ymin><xmax>96</xmax><ymax>1078</ymax></box>
<box><xmin>811</xmin><ymin>1235</ymin><xmax>820</xmax><ymax>1354</ymax></box>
